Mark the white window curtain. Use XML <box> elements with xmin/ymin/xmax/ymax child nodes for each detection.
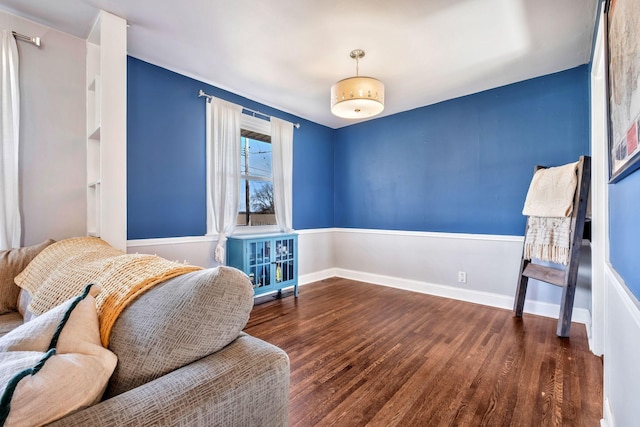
<box><xmin>271</xmin><ymin>117</ymin><xmax>294</xmax><ymax>233</ymax></box>
<box><xmin>0</xmin><ymin>30</ymin><xmax>21</xmax><ymax>250</ymax></box>
<box><xmin>206</xmin><ymin>97</ymin><xmax>242</xmax><ymax>263</ymax></box>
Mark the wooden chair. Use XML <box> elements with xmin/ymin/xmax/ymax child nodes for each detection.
<box><xmin>513</xmin><ymin>156</ymin><xmax>591</xmax><ymax>337</ymax></box>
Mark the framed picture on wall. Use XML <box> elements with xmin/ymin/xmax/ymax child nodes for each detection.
<box><xmin>606</xmin><ymin>0</ymin><xmax>640</xmax><ymax>182</ymax></box>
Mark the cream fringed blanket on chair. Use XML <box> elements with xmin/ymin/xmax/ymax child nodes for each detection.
<box><xmin>522</xmin><ymin>161</ymin><xmax>578</xmax><ymax>266</ymax></box>
<box><xmin>14</xmin><ymin>237</ymin><xmax>202</xmax><ymax>346</ymax></box>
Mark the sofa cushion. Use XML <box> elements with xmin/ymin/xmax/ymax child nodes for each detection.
<box><xmin>104</xmin><ymin>266</ymin><xmax>254</xmax><ymax>398</ymax></box>
<box><xmin>0</xmin><ymin>240</ymin><xmax>55</xmax><ymax>314</ymax></box>
<box><xmin>0</xmin><ymin>285</ymin><xmax>117</xmax><ymax>426</ymax></box>
<box><xmin>0</xmin><ymin>285</ymin><xmax>101</xmax><ymax>353</ymax></box>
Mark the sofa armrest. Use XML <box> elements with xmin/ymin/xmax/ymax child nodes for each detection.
<box><xmin>48</xmin><ymin>334</ymin><xmax>290</xmax><ymax>427</ymax></box>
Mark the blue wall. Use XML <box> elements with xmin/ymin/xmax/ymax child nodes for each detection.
<box><xmin>128</xmin><ymin>59</ymin><xmax>590</xmax><ymax>241</ymax></box>
<box><xmin>127</xmin><ymin>57</ymin><xmax>334</xmax><ymax>239</ymax></box>
<box><xmin>609</xmin><ymin>170</ymin><xmax>640</xmax><ymax>299</ymax></box>
<box><xmin>334</xmin><ymin>66</ymin><xmax>590</xmax><ymax>235</ymax></box>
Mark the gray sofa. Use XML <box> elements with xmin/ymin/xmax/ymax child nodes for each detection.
<box><xmin>0</xmin><ymin>246</ymin><xmax>289</xmax><ymax>426</ymax></box>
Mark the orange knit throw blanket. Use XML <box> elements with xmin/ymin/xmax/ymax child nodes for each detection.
<box><xmin>15</xmin><ymin>237</ymin><xmax>202</xmax><ymax>346</ymax></box>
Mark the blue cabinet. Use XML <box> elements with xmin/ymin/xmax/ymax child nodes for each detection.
<box><xmin>226</xmin><ymin>233</ymin><xmax>298</xmax><ymax>297</ymax></box>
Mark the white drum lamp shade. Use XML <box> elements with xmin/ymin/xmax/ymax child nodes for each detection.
<box><xmin>330</xmin><ymin>49</ymin><xmax>384</xmax><ymax>119</ymax></box>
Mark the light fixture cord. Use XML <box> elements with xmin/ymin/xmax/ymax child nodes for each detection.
<box><xmin>356</xmin><ymin>56</ymin><xmax>360</xmax><ymax>76</ymax></box>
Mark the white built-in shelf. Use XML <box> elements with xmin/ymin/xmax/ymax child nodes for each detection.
<box><xmin>85</xmin><ymin>10</ymin><xmax>127</xmax><ymax>251</ymax></box>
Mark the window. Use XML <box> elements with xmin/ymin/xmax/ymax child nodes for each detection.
<box><xmin>206</xmin><ymin>107</ymin><xmax>291</xmax><ymax>239</ymax></box>
<box><xmin>237</xmin><ymin>115</ymin><xmax>277</xmax><ymax>229</ymax></box>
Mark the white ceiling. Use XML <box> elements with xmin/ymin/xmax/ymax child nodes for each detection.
<box><xmin>0</xmin><ymin>0</ymin><xmax>599</xmax><ymax>129</ymax></box>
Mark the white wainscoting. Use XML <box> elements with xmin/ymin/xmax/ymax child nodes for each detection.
<box><xmin>128</xmin><ymin>228</ymin><xmax>592</xmax><ymax>325</ymax></box>
<box><xmin>127</xmin><ymin>229</ymin><xmax>336</xmax><ymax>282</ymax></box>
<box><xmin>331</xmin><ymin>228</ymin><xmax>592</xmax><ymax>324</ymax></box>
<box><xmin>601</xmin><ymin>264</ymin><xmax>640</xmax><ymax>427</ymax></box>
<box><xmin>296</xmin><ymin>228</ymin><xmax>335</xmax><ymax>283</ymax></box>
<box><xmin>127</xmin><ymin>235</ymin><xmax>219</xmax><ymax>267</ymax></box>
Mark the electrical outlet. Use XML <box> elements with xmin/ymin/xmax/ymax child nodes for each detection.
<box><xmin>458</xmin><ymin>271</ymin><xmax>467</xmax><ymax>283</ymax></box>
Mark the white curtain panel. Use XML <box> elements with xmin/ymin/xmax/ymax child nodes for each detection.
<box><xmin>0</xmin><ymin>30</ymin><xmax>21</xmax><ymax>250</ymax></box>
<box><xmin>271</xmin><ymin>117</ymin><xmax>294</xmax><ymax>233</ymax></box>
<box><xmin>206</xmin><ymin>97</ymin><xmax>242</xmax><ymax>263</ymax></box>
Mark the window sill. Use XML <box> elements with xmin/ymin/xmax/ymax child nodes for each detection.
<box><xmin>206</xmin><ymin>225</ymin><xmax>282</xmax><ymax>238</ymax></box>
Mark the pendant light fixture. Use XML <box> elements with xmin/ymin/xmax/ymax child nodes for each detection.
<box><xmin>331</xmin><ymin>49</ymin><xmax>385</xmax><ymax>119</ymax></box>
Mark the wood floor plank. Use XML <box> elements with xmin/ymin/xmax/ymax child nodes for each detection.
<box><xmin>244</xmin><ymin>278</ymin><xmax>603</xmax><ymax>426</ymax></box>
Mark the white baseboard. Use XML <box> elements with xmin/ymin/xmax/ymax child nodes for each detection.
<box><xmin>299</xmin><ymin>268</ymin><xmax>338</xmax><ymax>285</ymax></box>
<box><xmin>330</xmin><ymin>268</ymin><xmax>590</xmax><ymax>324</ymax></box>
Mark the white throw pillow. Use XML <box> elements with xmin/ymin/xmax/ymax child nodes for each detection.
<box><xmin>0</xmin><ymin>284</ymin><xmax>117</xmax><ymax>426</ymax></box>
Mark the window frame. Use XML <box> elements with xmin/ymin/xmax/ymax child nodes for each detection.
<box><xmin>206</xmin><ymin>114</ymin><xmax>280</xmax><ymax>236</ymax></box>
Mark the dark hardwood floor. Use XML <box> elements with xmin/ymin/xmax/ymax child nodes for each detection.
<box><xmin>244</xmin><ymin>278</ymin><xmax>603</xmax><ymax>427</ymax></box>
